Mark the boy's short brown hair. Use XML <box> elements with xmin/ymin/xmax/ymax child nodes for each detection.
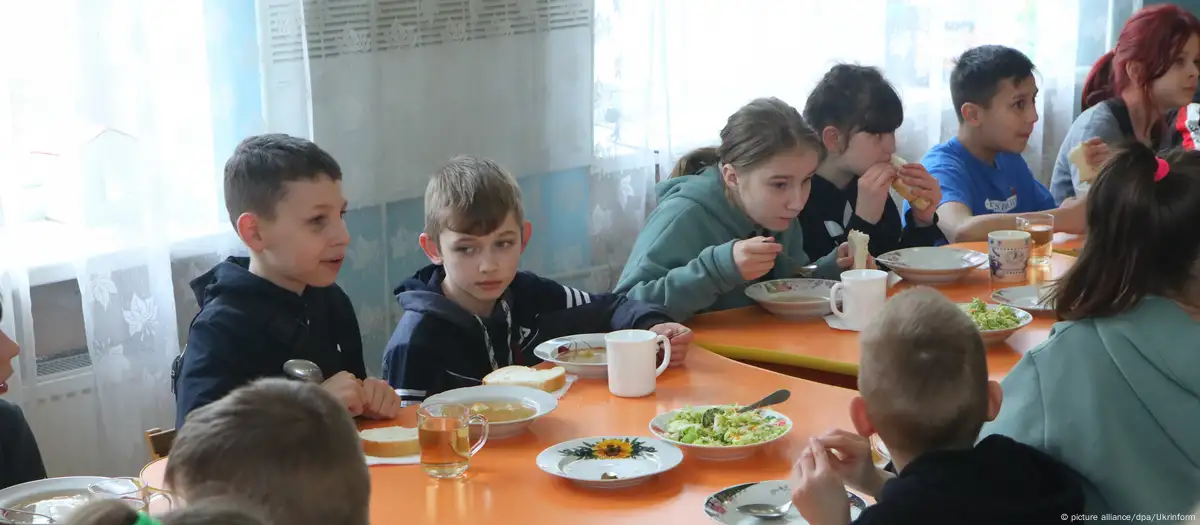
<box><xmin>223</xmin><ymin>134</ymin><xmax>342</xmax><ymax>228</ymax></box>
<box><xmin>858</xmin><ymin>287</ymin><xmax>988</xmax><ymax>454</ymax></box>
<box><xmin>424</xmin><ymin>156</ymin><xmax>524</xmax><ymax>244</ymax></box>
<box><xmin>165</xmin><ymin>378</ymin><xmax>369</xmax><ymax>525</ymax></box>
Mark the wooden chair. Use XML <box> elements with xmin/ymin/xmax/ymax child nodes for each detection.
<box><xmin>144</xmin><ymin>427</ymin><xmax>176</xmax><ymax>460</ymax></box>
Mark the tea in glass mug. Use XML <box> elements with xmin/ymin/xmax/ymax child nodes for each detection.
<box><xmin>1016</xmin><ymin>214</ymin><xmax>1054</xmax><ymax>265</ymax></box>
<box><xmin>418</xmin><ymin>403</ymin><xmax>489</xmax><ymax>479</ymax></box>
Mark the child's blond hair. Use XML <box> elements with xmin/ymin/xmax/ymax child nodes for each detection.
<box><xmin>423</xmin><ymin>156</ymin><xmax>524</xmax><ymax>244</ymax></box>
<box><xmin>166</xmin><ymin>378</ymin><xmax>369</xmax><ymax>525</ymax></box>
<box><xmin>858</xmin><ymin>287</ymin><xmax>989</xmax><ymax>454</ymax></box>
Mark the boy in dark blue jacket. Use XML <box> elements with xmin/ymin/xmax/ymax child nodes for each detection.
<box><xmin>173</xmin><ymin>134</ymin><xmax>400</xmax><ymax>429</ymax></box>
<box><xmin>384</xmin><ymin>156</ymin><xmax>693</xmax><ymax>403</ymax></box>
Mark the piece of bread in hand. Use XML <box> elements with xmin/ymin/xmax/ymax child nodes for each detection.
<box><xmin>482</xmin><ymin>365</ymin><xmax>567</xmax><ymax>393</ymax></box>
<box><xmin>890</xmin><ymin>156</ymin><xmax>932</xmax><ymax>210</ymax></box>
<box><xmin>848</xmin><ymin>229</ymin><xmax>870</xmax><ymax>270</ymax></box>
<box><xmin>1067</xmin><ymin>143</ymin><xmax>1099</xmax><ymax>183</ymax></box>
<box><xmin>360</xmin><ymin>425</ymin><xmax>419</xmax><ymax>457</ymax></box>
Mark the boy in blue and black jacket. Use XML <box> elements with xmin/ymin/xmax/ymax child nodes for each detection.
<box><xmin>383</xmin><ymin>156</ymin><xmax>694</xmax><ymax>403</ymax></box>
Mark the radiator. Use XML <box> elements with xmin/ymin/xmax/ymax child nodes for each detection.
<box><xmin>23</xmin><ymin>370</ymin><xmax>104</xmax><ymax>477</ymax></box>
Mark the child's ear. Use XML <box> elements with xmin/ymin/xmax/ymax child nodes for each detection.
<box><xmin>720</xmin><ymin>163</ymin><xmax>739</xmax><ymax>189</ymax></box>
<box><xmin>820</xmin><ymin>126</ymin><xmax>843</xmax><ymax>153</ymax></box>
<box><xmin>418</xmin><ymin>233</ymin><xmax>443</xmax><ymax>265</ymax></box>
<box><xmin>960</xmin><ymin>102</ymin><xmax>983</xmax><ymax>127</ymax></box>
<box><xmin>1125</xmin><ymin>62</ymin><xmax>1145</xmax><ymax>85</ymax></box>
<box><xmin>984</xmin><ymin>380</ymin><xmax>1003</xmax><ymax>422</ymax></box>
<box><xmin>520</xmin><ymin>221</ymin><xmax>533</xmax><ymax>252</ymax></box>
<box><xmin>849</xmin><ymin>396</ymin><xmax>877</xmax><ymax>437</ymax></box>
<box><xmin>236</xmin><ymin>212</ymin><xmax>266</xmax><ymax>251</ymax></box>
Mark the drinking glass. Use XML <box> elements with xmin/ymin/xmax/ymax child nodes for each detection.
<box><xmin>1016</xmin><ymin>214</ymin><xmax>1054</xmax><ymax>265</ymax></box>
<box><xmin>418</xmin><ymin>403</ymin><xmax>489</xmax><ymax>479</ymax></box>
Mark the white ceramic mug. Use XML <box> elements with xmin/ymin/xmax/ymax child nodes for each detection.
<box><xmin>828</xmin><ymin>269</ymin><xmax>888</xmax><ymax>331</ymax></box>
<box><xmin>606</xmin><ymin>329</ymin><xmax>671</xmax><ymax>398</ymax></box>
<box><xmin>988</xmin><ymin>230</ymin><xmax>1032</xmax><ymax>284</ymax></box>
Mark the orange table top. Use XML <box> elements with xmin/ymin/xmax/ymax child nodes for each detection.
<box><xmin>690</xmin><ymin>240</ymin><xmax>1078</xmax><ymax>381</ymax></box>
<box><xmin>142</xmin><ymin>349</ymin><xmax>859</xmax><ymax>524</ymax></box>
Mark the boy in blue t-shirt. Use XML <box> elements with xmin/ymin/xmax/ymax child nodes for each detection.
<box><xmin>910</xmin><ymin>45</ymin><xmax>1086</xmax><ymax>243</ymax></box>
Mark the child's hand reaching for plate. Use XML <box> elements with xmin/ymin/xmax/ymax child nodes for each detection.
<box><xmin>649</xmin><ymin>322</ymin><xmax>691</xmax><ymax>366</ymax></box>
<box><xmin>791</xmin><ymin>438</ymin><xmax>852</xmax><ymax>525</ymax></box>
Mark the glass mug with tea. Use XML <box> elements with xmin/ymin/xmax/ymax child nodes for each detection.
<box><xmin>418</xmin><ymin>403</ymin><xmax>489</xmax><ymax>479</ymax></box>
<box><xmin>1016</xmin><ymin>214</ymin><xmax>1054</xmax><ymax>265</ymax></box>
<box><xmin>88</xmin><ymin>477</ymin><xmax>176</xmax><ymax>513</ymax></box>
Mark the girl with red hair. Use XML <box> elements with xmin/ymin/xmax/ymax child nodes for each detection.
<box><xmin>1050</xmin><ymin>3</ymin><xmax>1200</xmax><ymax>204</ymax></box>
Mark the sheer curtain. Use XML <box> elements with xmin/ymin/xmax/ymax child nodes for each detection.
<box><xmin>0</xmin><ymin>1</ymin><xmax>243</xmax><ymax>476</ymax></box>
<box><xmin>595</xmin><ymin>0</ymin><xmax>1136</xmax><ymax>187</ymax></box>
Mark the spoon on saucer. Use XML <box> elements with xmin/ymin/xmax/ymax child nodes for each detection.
<box><xmin>284</xmin><ymin>359</ymin><xmax>324</xmax><ymax>383</ymax></box>
<box><xmin>738</xmin><ymin>500</ymin><xmax>792</xmax><ymax>519</ymax></box>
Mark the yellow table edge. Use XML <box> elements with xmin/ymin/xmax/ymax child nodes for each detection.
<box><xmin>698</xmin><ymin>342</ymin><xmax>860</xmax><ymax>376</ymax></box>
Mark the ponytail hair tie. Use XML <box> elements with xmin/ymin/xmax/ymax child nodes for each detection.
<box><xmin>1155</xmin><ymin>157</ymin><xmax>1170</xmax><ymax>182</ymax></box>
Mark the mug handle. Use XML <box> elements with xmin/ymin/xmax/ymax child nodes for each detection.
<box><xmin>467</xmin><ymin>414</ymin><xmax>489</xmax><ymax>457</ymax></box>
<box><xmin>829</xmin><ymin>282</ymin><xmax>846</xmax><ymax>318</ymax></box>
<box><xmin>147</xmin><ymin>489</ymin><xmax>175</xmax><ymax>512</ymax></box>
<box><xmin>654</xmin><ymin>335</ymin><xmax>671</xmax><ymax>377</ymax></box>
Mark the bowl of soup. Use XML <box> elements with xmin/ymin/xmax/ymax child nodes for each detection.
<box><xmin>533</xmin><ymin>334</ymin><xmax>609</xmax><ymax>378</ymax></box>
<box><xmin>421</xmin><ymin>385</ymin><xmax>558</xmax><ymax>439</ymax></box>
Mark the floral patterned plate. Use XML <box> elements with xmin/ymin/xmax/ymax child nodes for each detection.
<box><xmin>535</xmin><ymin>436</ymin><xmax>682</xmax><ymax>489</ymax></box>
<box><xmin>703</xmin><ymin>480</ymin><xmax>866</xmax><ymax>524</ymax></box>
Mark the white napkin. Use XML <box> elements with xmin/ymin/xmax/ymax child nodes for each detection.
<box><xmin>550</xmin><ymin>374</ymin><xmax>578</xmax><ymax>399</ymax></box>
<box><xmin>365</xmin><ymin>453</ymin><xmax>420</xmax><ymax>466</ymax></box>
<box><xmin>823</xmin><ymin>314</ymin><xmax>857</xmax><ymax>332</ymax></box>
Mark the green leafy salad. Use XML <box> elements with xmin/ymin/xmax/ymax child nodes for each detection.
<box><xmin>962</xmin><ymin>298</ymin><xmax>1021</xmax><ymax>330</ymax></box>
<box><xmin>662</xmin><ymin>406</ymin><xmax>789</xmax><ymax>446</ymax></box>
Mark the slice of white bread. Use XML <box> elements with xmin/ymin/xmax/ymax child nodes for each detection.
<box><xmin>483</xmin><ymin>365</ymin><xmax>567</xmax><ymax>393</ymax></box>
<box><xmin>890</xmin><ymin>156</ymin><xmax>932</xmax><ymax>210</ymax></box>
<box><xmin>360</xmin><ymin>426</ymin><xmax>419</xmax><ymax>458</ymax></box>
<box><xmin>1067</xmin><ymin>143</ymin><xmax>1099</xmax><ymax>183</ymax></box>
<box><xmin>848</xmin><ymin>229</ymin><xmax>870</xmax><ymax>270</ymax></box>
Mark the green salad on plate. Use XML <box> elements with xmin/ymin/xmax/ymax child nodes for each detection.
<box><xmin>662</xmin><ymin>405</ymin><xmax>789</xmax><ymax>446</ymax></box>
<box><xmin>962</xmin><ymin>298</ymin><xmax>1021</xmax><ymax>330</ymax></box>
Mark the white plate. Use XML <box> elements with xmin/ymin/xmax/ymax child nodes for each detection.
<box><xmin>744</xmin><ymin>279</ymin><xmax>839</xmax><ymax>320</ymax></box>
<box><xmin>703</xmin><ymin>480</ymin><xmax>866</xmax><ymax>524</ymax></box>
<box><xmin>421</xmin><ymin>385</ymin><xmax>557</xmax><ymax>440</ymax></box>
<box><xmin>959</xmin><ymin>303</ymin><xmax>1034</xmax><ymax>346</ymax></box>
<box><xmin>649</xmin><ymin>405</ymin><xmax>792</xmax><ymax>461</ymax></box>
<box><xmin>535</xmin><ymin>436</ymin><xmax>683</xmax><ymax>489</ymax></box>
<box><xmin>991</xmin><ymin>285</ymin><xmax>1055</xmax><ymax>314</ymax></box>
<box><xmin>877</xmin><ymin>248</ymin><xmax>987</xmax><ymax>284</ymax></box>
<box><xmin>533</xmin><ymin>334</ymin><xmax>608</xmax><ymax>379</ymax></box>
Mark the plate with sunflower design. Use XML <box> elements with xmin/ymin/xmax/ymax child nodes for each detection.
<box><xmin>535</xmin><ymin>436</ymin><xmax>683</xmax><ymax>489</ymax></box>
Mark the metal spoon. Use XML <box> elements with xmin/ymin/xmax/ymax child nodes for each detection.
<box><xmin>779</xmin><ymin>252</ymin><xmax>817</xmax><ymax>277</ymax></box>
<box><xmin>284</xmin><ymin>359</ymin><xmax>324</xmax><ymax>383</ymax></box>
<box><xmin>738</xmin><ymin>389</ymin><xmax>791</xmax><ymax>413</ymax></box>
<box><xmin>738</xmin><ymin>500</ymin><xmax>793</xmax><ymax>519</ymax></box>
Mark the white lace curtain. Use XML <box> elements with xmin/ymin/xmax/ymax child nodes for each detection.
<box><xmin>0</xmin><ymin>0</ymin><xmax>1134</xmax><ymax>478</ymax></box>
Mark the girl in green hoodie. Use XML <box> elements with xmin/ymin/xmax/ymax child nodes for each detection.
<box><xmin>981</xmin><ymin>144</ymin><xmax>1200</xmax><ymax>516</ymax></box>
<box><xmin>615</xmin><ymin>97</ymin><xmax>865</xmax><ymax>321</ymax></box>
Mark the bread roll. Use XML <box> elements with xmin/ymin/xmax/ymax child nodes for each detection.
<box><xmin>848</xmin><ymin>229</ymin><xmax>870</xmax><ymax>270</ymax></box>
<box><xmin>360</xmin><ymin>426</ymin><xmax>419</xmax><ymax>457</ymax></box>
<box><xmin>482</xmin><ymin>366</ymin><xmax>567</xmax><ymax>393</ymax></box>
<box><xmin>1067</xmin><ymin>143</ymin><xmax>1099</xmax><ymax>183</ymax></box>
<box><xmin>891</xmin><ymin>156</ymin><xmax>932</xmax><ymax>210</ymax></box>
